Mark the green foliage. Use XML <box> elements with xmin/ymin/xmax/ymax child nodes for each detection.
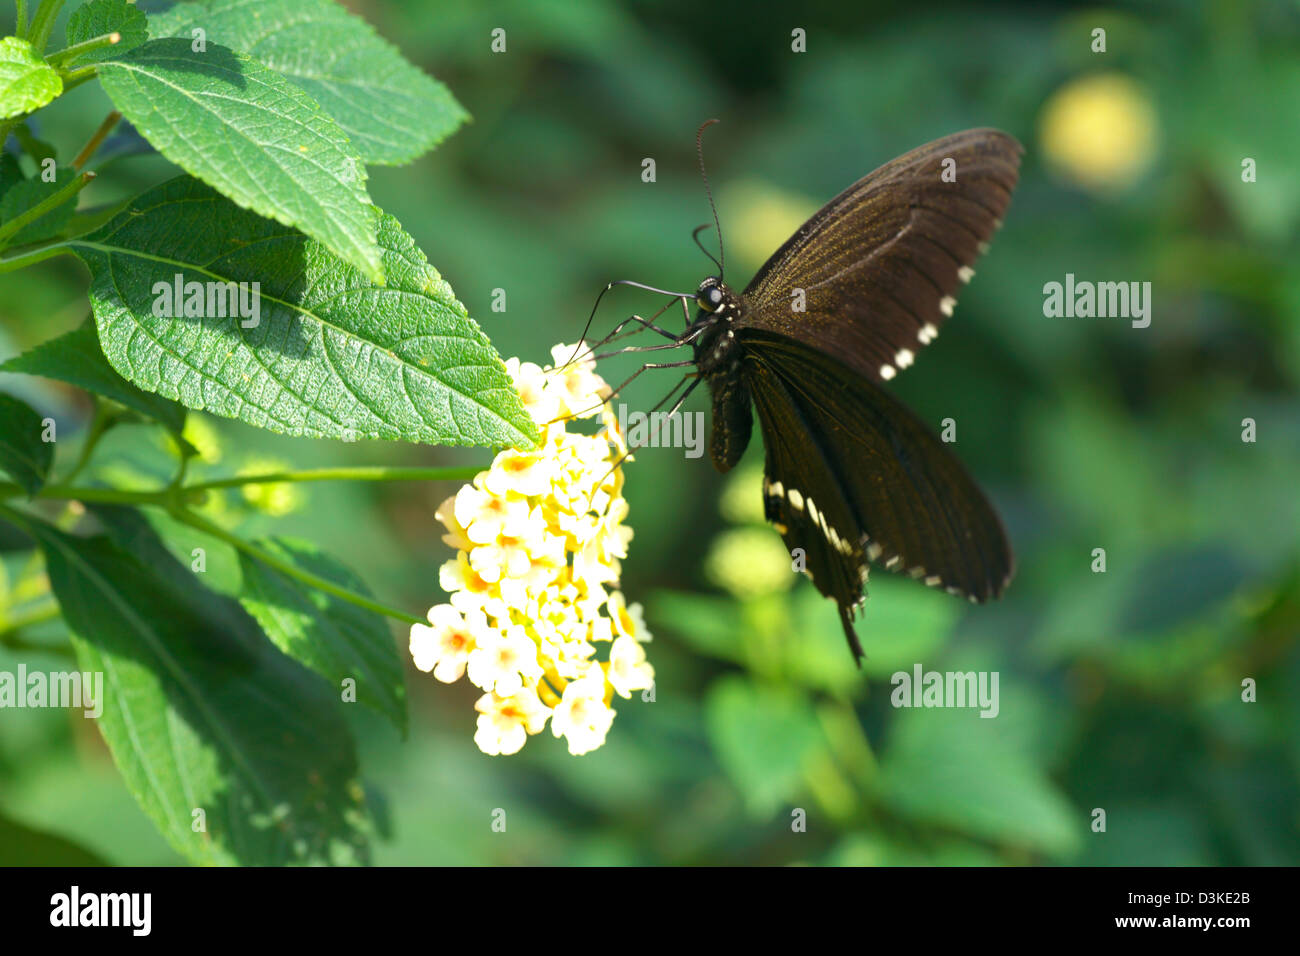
<box><xmin>64</xmin><ymin>0</ymin><xmax>147</xmax><ymax>65</ymax></box>
<box><xmin>0</xmin><ymin>391</ymin><xmax>51</xmax><ymax>494</ymax></box>
<box><xmin>96</xmin><ymin>39</ymin><xmax>384</xmax><ymax>281</ymax></box>
<box><xmin>238</xmin><ymin>536</ymin><xmax>407</xmax><ymax>734</ymax></box>
<box><xmin>0</xmin><ymin>163</ymin><xmax>73</xmax><ymax>242</ymax></box>
<box><xmin>876</xmin><ymin>708</ymin><xmax>1080</xmax><ymax>857</ymax></box>
<box><xmin>0</xmin><ymin>36</ymin><xmax>60</xmax><ymax>118</ymax></box>
<box><xmin>0</xmin><ymin>319</ymin><xmax>186</xmax><ymax>433</ymax></box>
<box><xmin>74</xmin><ymin>176</ymin><xmax>536</xmax><ymax>448</ymax></box>
<box><xmin>0</xmin><ymin>809</ymin><xmax>110</xmax><ymax>865</ymax></box>
<box><xmin>21</xmin><ymin>509</ymin><xmax>371</xmax><ymax>865</ymax></box>
<box><xmin>704</xmin><ymin>675</ymin><xmax>825</xmax><ymax>817</ymax></box>
<box><xmin>0</xmin><ymin>0</ymin><xmax>525</xmax><ymax>868</ymax></box>
<box><xmin>150</xmin><ymin>0</ymin><xmax>469</xmax><ymax>165</ymax></box>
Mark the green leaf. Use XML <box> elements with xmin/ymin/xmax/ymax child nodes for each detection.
<box><xmin>650</xmin><ymin>590</ymin><xmax>744</xmax><ymax>662</ymax></box>
<box><xmin>65</xmin><ymin>0</ymin><xmax>150</xmax><ymax>65</ymax></box>
<box><xmin>704</xmin><ymin>675</ymin><xmax>825</xmax><ymax>817</ymax></box>
<box><xmin>0</xmin><ymin>319</ymin><xmax>185</xmax><ymax>433</ymax></box>
<box><xmin>0</xmin><ymin>152</ymin><xmax>23</xmax><ymax>199</ymax></box>
<box><xmin>876</xmin><ymin>708</ymin><xmax>1081</xmax><ymax>857</ymax></box>
<box><xmin>0</xmin><ymin>37</ymin><xmax>62</xmax><ymax>120</ymax></box>
<box><xmin>847</xmin><ymin>576</ymin><xmax>961</xmax><ymax>679</ymax></box>
<box><xmin>23</xmin><ymin>507</ymin><xmax>372</xmax><ymax>866</ymax></box>
<box><xmin>0</xmin><ymin>392</ymin><xmax>52</xmax><ymax>495</ymax></box>
<box><xmin>96</xmin><ymin>38</ymin><xmax>384</xmax><ymax>281</ymax></box>
<box><xmin>71</xmin><ymin>176</ymin><xmax>536</xmax><ymax>449</ymax></box>
<box><xmin>237</xmin><ymin>536</ymin><xmax>407</xmax><ymax>734</ymax></box>
<box><xmin>150</xmin><ymin>0</ymin><xmax>469</xmax><ymax>165</ymax></box>
<box><xmin>0</xmin><ymin>166</ymin><xmax>77</xmax><ymax>244</ymax></box>
<box><xmin>0</xmin><ymin>809</ymin><xmax>111</xmax><ymax>866</ymax></box>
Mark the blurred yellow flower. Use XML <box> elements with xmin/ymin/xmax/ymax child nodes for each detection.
<box><xmin>411</xmin><ymin>342</ymin><xmax>652</xmax><ymax>757</ymax></box>
<box><xmin>718</xmin><ymin>462</ymin><xmax>767</xmax><ymax>525</ymax></box>
<box><xmin>705</xmin><ymin>526</ymin><xmax>796</xmax><ymax>598</ymax></box>
<box><xmin>180</xmin><ymin>413</ymin><xmax>222</xmax><ymax>464</ymax></box>
<box><xmin>722</xmin><ymin>179</ymin><xmax>821</xmax><ymax>273</ymax></box>
<box><xmin>1039</xmin><ymin>73</ymin><xmax>1157</xmax><ymax>192</ymax></box>
<box><xmin>238</xmin><ymin>456</ymin><xmax>306</xmax><ymax>516</ymax></box>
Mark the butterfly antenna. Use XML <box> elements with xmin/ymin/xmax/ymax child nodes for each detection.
<box><xmin>692</xmin><ymin>224</ymin><xmax>724</xmax><ymax>275</ymax></box>
<box><xmin>696</xmin><ymin>118</ymin><xmax>724</xmax><ymax>280</ymax></box>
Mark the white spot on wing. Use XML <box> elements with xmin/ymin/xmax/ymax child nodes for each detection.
<box><xmin>896</xmin><ymin>348</ymin><xmax>914</xmax><ymax>369</ymax></box>
<box><xmin>939</xmin><ymin>296</ymin><xmax>955</xmax><ymax>318</ymax></box>
<box><xmin>880</xmin><ymin>364</ymin><xmax>896</xmax><ymax>380</ymax></box>
<box><xmin>958</xmin><ymin>265</ymin><xmax>975</xmax><ymax>283</ymax></box>
<box><xmin>919</xmin><ymin>322</ymin><xmax>939</xmax><ymax>344</ymax></box>
<box><xmin>788</xmin><ymin>488</ymin><xmax>804</xmax><ymax>511</ymax></box>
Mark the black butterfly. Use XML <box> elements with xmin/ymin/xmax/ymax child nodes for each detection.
<box><xmin>672</xmin><ymin>127</ymin><xmax>1020</xmax><ymax>662</ymax></box>
<box><xmin>582</xmin><ymin>126</ymin><xmax>1020</xmax><ymax>662</ymax></box>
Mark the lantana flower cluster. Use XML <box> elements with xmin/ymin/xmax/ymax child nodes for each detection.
<box><xmin>410</xmin><ymin>343</ymin><xmax>654</xmax><ymax>756</ymax></box>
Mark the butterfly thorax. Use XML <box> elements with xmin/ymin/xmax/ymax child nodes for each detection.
<box><xmin>690</xmin><ymin>277</ymin><xmax>753</xmax><ymax>472</ymax></box>
<box><xmin>689</xmin><ymin>277</ymin><xmax>744</xmax><ymax>373</ymax></box>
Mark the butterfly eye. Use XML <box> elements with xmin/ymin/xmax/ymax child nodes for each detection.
<box><xmin>704</xmin><ymin>286</ymin><xmax>724</xmax><ymax>309</ymax></box>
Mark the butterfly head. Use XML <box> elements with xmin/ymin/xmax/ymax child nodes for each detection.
<box><xmin>695</xmin><ymin>276</ymin><xmax>738</xmax><ymax>319</ymax></box>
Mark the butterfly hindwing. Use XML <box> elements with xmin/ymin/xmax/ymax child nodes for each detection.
<box><xmin>740</xmin><ymin>129</ymin><xmax>1022</xmax><ymax>385</ymax></box>
<box><xmin>742</xmin><ymin>331</ymin><xmax>1014</xmax><ymax>658</ymax></box>
<box><xmin>747</xmin><ymin>358</ymin><xmax>872</xmax><ymax>657</ymax></box>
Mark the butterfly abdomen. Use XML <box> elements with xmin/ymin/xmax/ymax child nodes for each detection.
<box><xmin>704</xmin><ymin>372</ymin><xmax>752</xmax><ymax>472</ymax></box>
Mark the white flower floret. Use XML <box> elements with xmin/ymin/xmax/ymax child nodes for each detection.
<box><xmin>474</xmin><ymin>686</ymin><xmax>550</xmax><ymax>756</ymax></box>
<box><xmin>550</xmin><ymin>670</ymin><xmax>616</xmax><ymax>755</ymax></box>
<box><xmin>467</xmin><ymin>623</ymin><xmax>545</xmax><ymax>697</ymax></box>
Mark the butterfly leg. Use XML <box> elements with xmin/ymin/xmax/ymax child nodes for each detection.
<box><xmin>585</xmin><ymin>374</ymin><xmax>705</xmax><ymax>504</ymax></box>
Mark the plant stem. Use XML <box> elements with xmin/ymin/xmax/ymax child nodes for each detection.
<box><xmin>0</xmin><ymin>600</ymin><xmax>72</xmax><ymax>663</ymax></box>
<box><xmin>72</xmin><ymin>110</ymin><xmax>122</xmax><ymax>170</ymax></box>
<box><xmin>171</xmin><ymin>507</ymin><xmax>424</xmax><ymax>626</ymax></box>
<box><xmin>0</xmin><ymin>482</ymin><xmax>160</xmax><ymax>505</ymax></box>
<box><xmin>26</xmin><ymin>0</ymin><xmax>67</xmax><ymax>54</ymax></box>
<box><xmin>16</xmin><ymin>0</ymin><xmax>30</xmax><ymax>39</ymax></box>
<box><xmin>58</xmin><ymin>65</ymin><xmax>98</xmax><ymax>94</ymax></box>
<box><xmin>49</xmin><ymin>31</ymin><xmax>120</xmax><ymax>69</ymax></box>
<box><xmin>2</xmin><ymin>600</ymin><xmax>61</xmax><ymax>635</ymax></box>
<box><xmin>0</xmin><ymin>464</ymin><xmax>487</xmax><ymax>626</ymax></box>
<box><xmin>0</xmin><ymin>238</ymin><xmax>73</xmax><ymax>272</ymax></box>
<box><xmin>185</xmin><ymin>465</ymin><xmax>482</xmax><ymax>493</ymax></box>
<box><xmin>0</xmin><ymin>170</ymin><xmax>95</xmax><ymax>248</ymax></box>
<box><xmin>0</xmin><ymin>626</ymin><xmax>74</xmax><ymax>660</ymax></box>
<box><xmin>0</xmin><ymin>464</ymin><xmax>483</xmax><ymax>504</ymax></box>
<box><xmin>58</xmin><ymin>399</ymin><xmax>114</xmax><ymax>486</ymax></box>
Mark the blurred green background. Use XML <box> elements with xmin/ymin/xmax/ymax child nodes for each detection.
<box><xmin>2</xmin><ymin>0</ymin><xmax>1299</xmax><ymax>865</ymax></box>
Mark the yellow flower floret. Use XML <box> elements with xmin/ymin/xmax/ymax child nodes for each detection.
<box><xmin>410</xmin><ymin>342</ymin><xmax>653</xmax><ymax>756</ymax></box>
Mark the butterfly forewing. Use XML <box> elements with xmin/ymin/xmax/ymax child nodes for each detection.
<box><xmin>740</xmin><ymin>128</ymin><xmax>1022</xmax><ymax>384</ymax></box>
